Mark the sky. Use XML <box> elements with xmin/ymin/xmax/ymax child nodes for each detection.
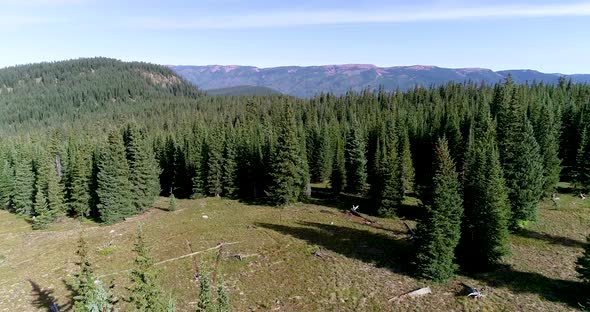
<box><xmin>1</xmin><ymin>0</ymin><xmax>589</xmax><ymax>73</ymax></box>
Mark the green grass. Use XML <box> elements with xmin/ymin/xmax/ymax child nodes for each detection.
<box><xmin>0</xmin><ymin>187</ymin><xmax>588</xmax><ymax>311</ymax></box>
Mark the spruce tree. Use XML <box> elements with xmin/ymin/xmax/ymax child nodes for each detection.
<box><xmin>196</xmin><ymin>266</ymin><xmax>214</xmax><ymax>312</ymax></box>
<box><xmin>457</xmin><ymin>111</ymin><xmax>510</xmax><ymax>272</ymax></box>
<box><xmin>505</xmin><ymin>119</ymin><xmax>544</xmax><ymax>229</ymax></box>
<box><xmin>344</xmin><ymin>126</ymin><xmax>367</xmax><ymax>194</ymax></box>
<box><xmin>96</xmin><ymin>129</ymin><xmax>134</xmax><ymax>224</ymax></box>
<box><xmin>205</xmin><ymin>127</ymin><xmax>224</xmax><ymax>197</ymax></box>
<box><xmin>127</xmin><ymin>225</ymin><xmax>176</xmax><ymax>312</ymax></box>
<box><xmin>46</xmin><ymin>158</ymin><xmax>65</xmax><ymax>218</ymax></box>
<box><xmin>577</xmin><ymin>236</ymin><xmax>590</xmax><ymax>284</ymax></box>
<box><xmin>267</xmin><ymin>105</ymin><xmax>304</xmax><ymax>206</ymax></box>
<box><xmin>124</xmin><ymin>124</ymin><xmax>161</xmax><ymax>212</ymax></box>
<box><xmin>68</xmin><ymin>148</ymin><xmax>91</xmax><ymax>218</ymax></box>
<box><xmin>415</xmin><ymin>138</ymin><xmax>463</xmax><ymax>281</ymax></box>
<box><xmin>330</xmin><ymin>134</ymin><xmax>346</xmax><ymax>195</ymax></box>
<box><xmin>397</xmin><ymin>125</ymin><xmax>415</xmax><ymax>195</ymax></box>
<box><xmin>0</xmin><ymin>157</ymin><xmax>14</xmax><ymax>210</ymax></box>
<box><xmin>32</xmin><ymin>182</ymin><xmax>52</xmax><ymax>230</ymax></box>
<box><xmin>535</xmin><ymin>103</ymin><xmax>561</xmax><ymax>195</ymax></box>
<box><xmin>221</xmin><ymin>130</ymin><xmax>238</xmax><ymax>197</ymax></box>
<box><xmin>169</xmin><ymin>193</ymin><xmax>176</xmax><ymax>211</ymax></box>
<box><xmin>71</xmin><ymin>235</ymin><xmax>114</xmax><ymax>312</ymax></box>
<box><xmin>574</xmin><ymin>127</ymin><xmax>588</xmax><ymax>190</ymax></box>
<box><xmin>378</xmin><ymin>128</ymin><xmax>403</xmax><ymax>216</ymax></box>
<box><xmin>217</xmin><ymin>284</ymin><xmax>231</xmax><ymax>312</ymax></box>
<box><xmin>497</xmin><ymin>88</ymin><xmax>544</xmax><ymax>229</ymax></box>
<box><xmin>13</xmin><ymin>154</ymin><xmax>35</xmax><ymax>216</ymax></box>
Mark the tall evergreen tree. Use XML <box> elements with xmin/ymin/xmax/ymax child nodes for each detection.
<box><xmin>0</xmin><ymin>157</ymin><xmax>14</xmax><ymax>210</ymax></box>
<box><xmin>458</xmin><ymin>111</ymin><xmax>510</xmax><ymax>272</ymax></box>
<box><xmin>32</xmin><ymin>182</ymin><xmax>52</xmax><ymax>230</ymax></box>
<box><xmin>415</xmin><ymin>138</ymin><xmax>463</xmax><ymax>281</ymax></box>
<box><xmin>378</xmin><ymin>126</ymin><xmax>404</xmax><ymax>216</ymax></box>
<box><xmin>221</xmin><ymin>130</ymin><xmax>238</xmax><ymax>198</ymax></box>
<box><xmin>535</xmin><ymin>103</ymin><xmax>561</xmax><ymax>195</ymax></box>
<box><xmin>46</xmin><ymin>157</ymin><xmax>66</xmax><ymax>218</ymax></box>
<box><xmin>505</xmin><ymin>119</ymin><xmax>544</xmax><ymax>229</ymax></box>
<box><xmin>96</xmin><ymin>129</ymin><xmax>134</xmax><ymax>224</ymax></box>
<box><xmin>397</xmin><ymin>124</ymin><xmax>415</xmax><ymax>195</ymax></box>
<box><xmin>267</xmin><ymin>105</ymin><xmax>305</xmax><ymax>206</ymax></box>
<box><xmin>344</xmin><ymin>126</ymin><xmax>367</xmax><ymax>194</ymax></box>
<box><xmin>330</xmin><ymin>134</ymin><xmax>346</xmax><ymax>195</ymax></box>
<box><xmin>67</xmin><ymin>147</ymin><xmax>91</xmax><ymax>218</ymax></box>
<box><xmin>13</xmin><ymin>153</ymin><xmax>35</xmax><ymax>216</ymax></box>
<box><xmin>497</xmin><ymin>88</ymin><xmax>544</xmax><ymax>229</ymax></box>
<box><xmin>124</xmin><ymin>124</ymin><xmax>161</xmax><ymax>212</ymax></box>
<box><xmin>205</xmin><ymin>127</ymin><xmax>224</xmax><ymax>197</ymax></box>
<box><xmin>127</xmin><ymin>225</ymin><xmax>176</xmax><ymax>312</ymax></box>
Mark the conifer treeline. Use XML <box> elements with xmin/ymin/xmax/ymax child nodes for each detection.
<box><xmin>0</xmin><ymin>73</ymin><xmax>589</xmax><ymax>232</ymax></box>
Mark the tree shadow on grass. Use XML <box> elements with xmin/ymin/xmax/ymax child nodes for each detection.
<box><xmin>256</xmin><ymin>221</ymin><xmax>414</xmax><ymax>275</ymax></box>
<box><xmin>515</xmin><ymin>228</ymin><xmax>586</xmax><ymax>248</ymax></box>
<box><xmin>470</xmin><ymin>264</ymin><xmax>589</xmax><ymax>309</ymax></box>
<box><xmin>28</xmin><ymin>279</ymin><xmax>64</xmax><ymax>312</ymax></box>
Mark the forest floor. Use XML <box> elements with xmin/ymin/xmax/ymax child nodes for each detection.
<box><xmin>0</xmin><ymin>183</ymin><xmax>589</xmax><ymax>311</ymax></box>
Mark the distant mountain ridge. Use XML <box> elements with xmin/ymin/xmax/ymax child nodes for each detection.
<box><xmin>170</xmin><ymin>64</ymin><xmax>590</xmax><ymax>98</ymax></box>
<box><xmin>206</xmin><ymin>85</ymin><xmax>281</xmax><ymax>96</ymax></box>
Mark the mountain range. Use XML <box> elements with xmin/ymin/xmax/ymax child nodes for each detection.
<box><xmin>170</xmin><ymin>64</ymin><xmax>590</xmax><ymax>98</ymax></box>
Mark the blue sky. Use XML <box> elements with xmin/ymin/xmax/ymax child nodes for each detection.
<box><xmin>1</xmin><ymin>0</ymin><xmax>589</xmax><ymax>73</ymax></box>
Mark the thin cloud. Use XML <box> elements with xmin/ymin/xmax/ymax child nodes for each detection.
<box><xmin>132</xmin><ymin>2</ymin><xmax>590</xmax><ymax>29</ymax></box>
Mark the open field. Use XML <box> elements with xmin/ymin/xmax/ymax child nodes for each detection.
<box><xmin>0</xmin><ymin>186</ymin><xmax>589</xmax><ymax>311</ymax></box>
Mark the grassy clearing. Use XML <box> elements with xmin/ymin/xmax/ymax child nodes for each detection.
<box><xmin>0</xmin><ymin>186</ymin><xmax>588</xmax><ymax>311</ymax></box>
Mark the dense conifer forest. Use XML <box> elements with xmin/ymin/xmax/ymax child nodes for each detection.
<box><xmin>1</xmin><ymin>58</ymin><xmax>589</xmax><ymax>309</ymax></box>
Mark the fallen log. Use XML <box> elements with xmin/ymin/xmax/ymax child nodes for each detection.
<box><xmin>403</xmin><ymin>222</ymin><xmax>417</xmax><ymax>240</ymax></box>
<box><xmin>390</xmin><ymin>286</ymin><xmax>432</xmax><ymax>301</ymax></box>
<box><xmin>98</xmin><ymin>241</ymin><xmax>240</xmax><ymax>278</ymax></box>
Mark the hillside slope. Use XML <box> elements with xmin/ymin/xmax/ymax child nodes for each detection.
<box><xmin>170</xmin><ymin>64</ymin><xmax>590</xmax><ymax>97</ymax></box>
<box><xmin>0</xmin><ymin>58</ymin><xmax>201</xmax><ymax>132</ymax></box>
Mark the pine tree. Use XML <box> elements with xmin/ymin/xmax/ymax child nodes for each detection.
<box><xmin>71</xmin><ymin>235</ymin><xmax>114</xmax><ymax>312</ymax></box>
<box><xmin>378</xmin><ymin>129</ymin><xmax>403</xmax><ymax>216</ymax></box>
<box><xmin>124</xmin><ymin>124</ymin><xmax>161</xmax><ymax>212</ymax></box>
<box><xmin>46</xmin><ymin>157</ymin><xmax>65</xmax><ymax>218</ymax></box>
<box><xmin>497</xmin><ymin>88</ymin><xmax>544</xmax><ymax>229</ymax></box>
<box><xmin>505</xmin><ymin>119</ymin><xmax>544</xmax><ymax>229</ymax></box>
<box><xmin>535</xmin><ymin>103</ymin><xmax>561</xmax><ymax>195</ymax></box>
<box><xmin>13</xmin><ymin>153</ymin><xmax>35</xmax><ymax>216</ymax></box>
<box><xmin>217</xmin><ymin>284</ymin><xmax>231</xmax><ymax>312</ymax></box>
<box><xmin>196</xmin><ymin>266</ymin><xmax>214</xmax><ymax>312</ymax></box>
<box><xmin>457</xmin><ymin>111</ymin><xmax>510</xmax><ymax>272</ymax></box>
<box><xmin>330</xmin><ymin>134</ymin><xmax>346</xmax><ymax>195</ymax></box>
<box><xmin>32</xmin><ymin>182</ymin><xmax>52</xmax><ymax>230</ymax></box>
<box><xmin>127</xmin><ymin>225</ymin><xmax>175</xmax><ymax>311</ymax></box>
<box><xmin>222</xmin><ymin>130</ymin><xmax>238</xmax><ymax>198</ymax></box>
<box><xmin>415</xmin><ymin>138</ymin><xmax>463</xmax><ymax>281</ymax></box>
<box><xmin>205</xmin><ymin>127</ymin><xmax>224</xmax><ymax>197</ymax></box>
<box><xmin>0</xmin><ymin>157</ymin><xmax>14</xmax><ymax>210</ymax></box>
<box><xmin>397</xmin><ymin>125</ymin><xmax>415</xmax><ymax>195</ymax></box>
<box><xmin>344</xmin><ymin>126</ymin><xmax>367</xmax><ymax>194</ymax></box>
<box><xmin>267</xmin><ymin>105</ymin><xmax>304</xmax><ymax>206</ymax></box>
<box><xmin>577</xmin><ymin>236</ymin><xmax>590</xmax><ymax>284</ymax></box>
<box><xmin>68</xmin><ymin>147</ymin><xmax>91</xmax><ymax>218</ymax></box>
<box><xmin>574</xmin><ymin>127</ymin><xmax>588</xmax><ymax>190</ymax></box>
<box><xmin>169</xmin><ymin>193</ymin><xmax>176</xmax><ymax>211</ymax></box>
<box><xmin>96</xmin><ymin>129</ymin><xmax>134</xmax><ymax>224</ymax></box>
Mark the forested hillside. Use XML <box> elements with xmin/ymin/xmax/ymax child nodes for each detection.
<box><xmin>0</xmin><ymin>58</ymin><xmax>589</xmax><ymax>310</ymax></box>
